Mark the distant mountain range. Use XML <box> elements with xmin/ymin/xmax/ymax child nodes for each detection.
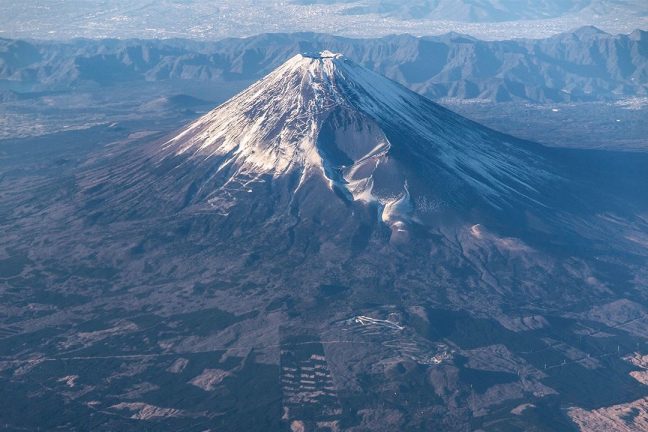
<box><xmin>295</xmin><ymin>0</ymin><xmax>647</xmax><ymax>22</ymax></box>
<box><xmin>0</xmin><ymin>27</ymin><xmax>646</xmax><ymax>103</ymax></box>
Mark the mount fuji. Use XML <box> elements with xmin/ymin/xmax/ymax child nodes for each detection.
<box><xmin>91</xmin><ymin>52</ymin><xmax>557</xmax><ymax>235</ymax></box>
<box><xmin>79</xmin><ymin>50</ymin><xmax>648</xmax><ymax>306</ymax></box>
<box><xmin>24</xmin><ymin>50</ymin><xmax>646</xmax><ymax>431</ymax></box>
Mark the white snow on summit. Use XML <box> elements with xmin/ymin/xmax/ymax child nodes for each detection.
<box><xmin>162</xmin><ymin>50</ymin><xmax>553</xmax><ymax>226</ymax></box>
<box><xmin>166</xmin><ymin>52</ymin><xmax>348</xmax><ymax>174</ymax></box>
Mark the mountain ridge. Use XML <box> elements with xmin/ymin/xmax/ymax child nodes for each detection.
<box><xmin>301</xmin><ymin>0</ymin><xmax>647</xmax><ymax>22</ymax></box>
<box><xmin>2</xmin><ymin>28</ymin><xmax>646</xmax><ymax>103</ymax></box>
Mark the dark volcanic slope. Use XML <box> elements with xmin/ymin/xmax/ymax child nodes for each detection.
<box><xmin>1</xmin><ymin>52</ymin><xmax>648</xmax><ymax>431</ymax></box>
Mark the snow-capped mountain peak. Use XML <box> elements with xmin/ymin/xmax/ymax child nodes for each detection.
<box><xmin>164</xmin><ymin>51</ymin><xmax>354</xmax><ymax>173</ymax></box>
<box><xmin>160</xmin><ymin>51</ymin><xmax>554</xmax><ymax>230</ymax></box>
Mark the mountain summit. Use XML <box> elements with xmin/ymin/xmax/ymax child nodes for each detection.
<box><xmin>157</xmin><ymin>51</ymin><xmax>555</xmax><ymax>235</ymax></box>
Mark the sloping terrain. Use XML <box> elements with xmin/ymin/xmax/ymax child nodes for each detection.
<box><xmin>0</xmin><ymin>52</ymin><xmax>647</xmax><ymax>431</ymax></box>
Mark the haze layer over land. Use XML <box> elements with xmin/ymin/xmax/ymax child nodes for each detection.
<box><xmin>1</xmin><ymin>0</ymin><xmax>647</xmax><ymax>40</ymax></box>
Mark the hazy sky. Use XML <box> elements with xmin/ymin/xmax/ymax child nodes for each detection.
<box><xmin>1</xmin><ymin>0</ymin><xmax>646</xmax><ymax>40</ymax></box>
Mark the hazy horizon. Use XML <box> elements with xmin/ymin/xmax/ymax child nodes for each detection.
<box><xmin>1</xmin><ymin>0</ymin><xmax>646</xmax><ymax>41</ymax></box>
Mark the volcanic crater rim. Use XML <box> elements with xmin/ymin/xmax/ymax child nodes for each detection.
<box><xmin>302</xmin><ymin>50</ymin><xmax>344</xmax><ymax>60</ymax></box>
